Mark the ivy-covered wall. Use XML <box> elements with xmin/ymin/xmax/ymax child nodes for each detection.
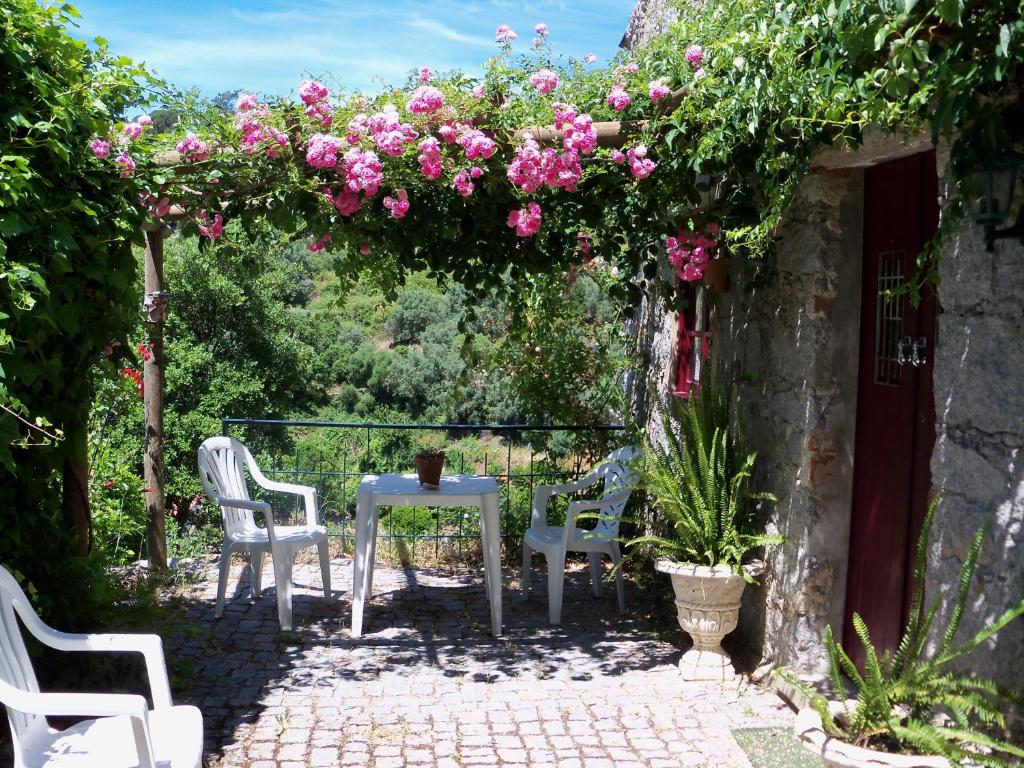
<box><xmin>623</xmin><ymin>0</ymin><xmax>1024</xmax><ymax>687</ymax></box>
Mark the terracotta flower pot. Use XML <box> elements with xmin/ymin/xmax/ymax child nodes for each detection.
<box><xmin>655</xmin><ymin>558</ymin><xmax>751</xmax><ymax>681</ymax></box>
<box><xmin>794</xmin><ymin>707</ymin><xmax>950</xmax><ymax>768</ymax></box>
<box><xmin>414</xmin><ymin>451</ymin><xmax>445</xmax><ymax>488</ymax></box>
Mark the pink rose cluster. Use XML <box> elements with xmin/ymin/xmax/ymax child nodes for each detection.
<box><xmin>299</xmin><ymin>80</ymin><xmax>333</xmax><ymax>128</ymax></box>
<box><xmin>139</xmin><ymin>192</ymin><xmax>171</xmax><ymax>219</ymax></box>
<box><xmin>196</xmin><ymin>210</ymin><xmax>223</xmax><ymax>239</ymax></box>
<box><xmin>407</xmin><ymin>85</ymin><xmax>445</xmax><ymax>114</ymax></box>
<box><xmin>234</xmin><ymin>93</ymin><xmax>289</xmax><ymax>156</ymax></box>
<box><xmin>685</xmin><ymin>44</ymin><xmax>704</xmax><ymax>68</ymax></box>
<box><xmin>306</xmin><ymin>132</ymin><xmax>345</xmax><ymax>169</ymax></box>
<box><xmin>507</xmin><ymin>137</ymin><xmax>582</xmax><ymax>193</ymax></box>
<box><xmin>666</xmin><ymin>224</ymin><xmax>719</xmax><ymax>282</ymax></box>
<box><xmin>626</xmin><ymin>145</ymin><xmax>656</xmax><ymax>179</ymax></box>
<box><xmin>340</xmin><ymin>147</ymin><xmax>383</xmax><ymax>197</ymax></box>
<box><xmin>529</xmin><ymin>68</ymin><xmax>558</xmax><ymax>95</ymax></box>
<box><xmin>383</xmin><ymin>188</ymin><xmax>410</xmax><ymax>218</ymax></box>
<box><xmin>456</xmin><ymin>128</ymin><xmax>496</xmax><ymax>160</ymax></box>
<box><xmin>649</xmin><ymin>79</ymin><xmax>671</xmax><ymax>102</ymax></box>
<box><xmin>554</xmin><ymin>103</ymin><xmax>598</xmax><ymax>155</ymax></box>
<box><xmin>366</xmin><ymin>105</ymin><xmax>419</xmax><ymax>156</ymax></box>
<box><xmin>453</xmin><ymin>169</ymin><xmax>475</xmax><ymax>197</ymax></box>
<box><xmin>495</xmin><ymin>25</ymin><xmax>516</xmax><ymax>43</ymax></box>
<box><xmin>90</xmin><ymin>138</ymin><xmax>111</xmax><ymax>159</ymax></box>
<box><xmin>317</xmin><ymin>147</ymin><xmax>384</xmax><ymax>218</ymax></box>
<box><xmin>114</xmin><ymin>151</ymin><xmax>135</xmax><ymax>177</ymax></box>
<box><xmin>177</xmin><ymin>132</ymin><xmax>211</xmax><ymax>163</ymax></box>
<box><xmin>606</xmin><ymin>85</ymin><xmax>631</xmax><ymax>112</ymax></box>
<box><xmin>307</xmin><ymin>233</ymin><xmax>331</xmax><ymax>252</ymax></box>
<box><xmin>507</xmin><ymin>202</ymin><xmax>542</xmax><ymax>237</ymax></box>
<box><xmin>418</xmin><ymin>67</ymin><xmax>433</xmax><ymax>83</ymax></box>
<box><xmin>417</xmin><ymin>136</ymin><xmax>443</xmax><ymax>179</ymax></box>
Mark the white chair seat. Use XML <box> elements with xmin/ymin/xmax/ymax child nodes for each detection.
<box><xmin>24</xmin><ymin>705</ymin><xmax>203</xmax><ymax>768</ymax></box>
<box><xmin>229</xmin><ymin>524</ymin><xmax>328</xmax><ymax>548</ymax></box>
<box><xmin>524</xmin><ymin>525</ymin><xmax>615</xmax><ymax>553</ymax></box>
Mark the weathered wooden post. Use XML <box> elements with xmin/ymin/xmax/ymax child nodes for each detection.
<box><xmin>143</xmin><ymin>224</ymin><xmax>170</xmax><ymax>571</ymax></box>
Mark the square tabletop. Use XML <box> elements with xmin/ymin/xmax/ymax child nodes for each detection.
<box><xmin>357</xmin><ymin>473</ymin><xmax>499</xmax><ymax>507</ymax></box>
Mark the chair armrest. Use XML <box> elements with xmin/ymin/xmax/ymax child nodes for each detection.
<box><xmin>16</xmin><ymin>626</ymin><xmax>173</xmax><ymax>710</ymax></box>
<box><xmin>256</xmin><ymin>480</ymin><xmax>319</xmax><ymax>528</ymax></box>
<box><xmin>0</xmin><ymin>682</ymin><xmax>150</xmax><ymax>720</ymax></box>
<box><xmin>212</xmin><ymin>497</ymin><xmax>277</xmax><ymax>541</ymax></box>
<box><xmin>564</xmin><ymin>489</ymin><xmax>633</xmax><ymax>539</ymax></box>
<box><xmin>0</xmin><ymin>683</ymin><xmax>157</xmax><ymax>768</ymax></box>
<box><xmin>530</xmin><ymin>473</ymin><xmax>601</xmax><ymax>528</ymax></box>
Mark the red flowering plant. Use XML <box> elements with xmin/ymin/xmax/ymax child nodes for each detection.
<box><xmin>88</xmin><ymin>340</ymin><xmax>152</xmax><ymax>565</ymax></box>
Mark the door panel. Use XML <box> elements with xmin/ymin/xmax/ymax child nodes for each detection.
<box><xmin>844</xmin><ymin>151</ymin><xmax>938</xmax><ymax>662</ymax></box>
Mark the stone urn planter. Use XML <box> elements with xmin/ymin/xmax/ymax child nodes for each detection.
<box><xmin>655</xmin><ymin>558</ymin><xmax>753</xmax><ymax>680</ymax></box>
<box><xmin>793</xmin><ymin>706</ymin><xmax>950</xmax><ymax>768</ymax></box>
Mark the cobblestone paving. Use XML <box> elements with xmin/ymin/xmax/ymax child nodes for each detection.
<box><xmin>169</xmin><ymin>557</ymin><xmax>796</xmax><ymax>767</ymax></box>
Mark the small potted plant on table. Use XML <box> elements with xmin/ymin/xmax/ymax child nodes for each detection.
<box><xmin>414</xmin><ymin>447</ymin><xmax>445</xmax><ymax>489</ymax></box>
<box><xmin>777</xmin><ymin>498</ymin><xmax>1024</xmax><ymax>768</ymax></box>
<box><xmin>626</xmin><ymin>382</ymin><xmax>782</xmax><ymax>681</ymax></box>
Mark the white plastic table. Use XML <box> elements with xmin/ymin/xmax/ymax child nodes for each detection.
<box><xmin>351</xmin><ymin>473</ymin><xmax>502</xmax><ymax>638</ymax></box>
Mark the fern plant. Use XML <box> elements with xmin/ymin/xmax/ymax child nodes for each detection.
<box><xmin>624</xmin><ymin>382</ymin><xmax>782</xmax><ymax>578</ymax></box>
<box><xmin>777</xmin><ymin>497</ymin><xmax>1024</xmax><ymax>767</ymax></box>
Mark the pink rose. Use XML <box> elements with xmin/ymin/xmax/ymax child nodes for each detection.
<box><xmin>495</xmin><ymin>25</ymin><xmax>517</xmax><ymax>43</ymax></box>
<box><xmin>90</xmin><ymin>138</ymin><xmax>110</xmax><ymax>159</ymax></box>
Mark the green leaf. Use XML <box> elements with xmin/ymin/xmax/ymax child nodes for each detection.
<box><xmin>936</xmin><ymin>0</ymin><xmax>963</xmax><ymax>24</ymax></box>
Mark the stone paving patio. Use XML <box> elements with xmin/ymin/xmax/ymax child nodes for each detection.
<box><xmin>169</xmin><ymin>556</ymin><xmax>798</xmax><ymax>768</ymax></box>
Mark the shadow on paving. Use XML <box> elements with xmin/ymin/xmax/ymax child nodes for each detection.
<box><xmin>165</xmin><ymin>558</ymin><xmax>687</xmax><ymax>757</ymax></box>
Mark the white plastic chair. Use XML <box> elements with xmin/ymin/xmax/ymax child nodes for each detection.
<box><xmin>197</xmin><ymin>436</ymin><xmax>331</xmax><ymax>631</ymax></box>
<box><xmin>522</xmin><ymin>445</ymin><xmax>640</xmax><ymax>624</ymax></box>
<box><xmin>0</xmin><ymin>564</ymin><xmax>203</xmax><ymax>768</ymax></box>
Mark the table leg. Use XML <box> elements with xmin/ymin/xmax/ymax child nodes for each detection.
<box><xmin>366</xmin><ymin>504</ymin><xmax>380</xmax><ymax>600</ymax></box>
<box><xmin>351</xmin><ymin>491</ymin><xmax>373</xmax><ymax>638</ymax></box>
<box><xmin>480</xmin><ymin>492</ymin><xmax>502</xmax><ymax>637</ymax></box>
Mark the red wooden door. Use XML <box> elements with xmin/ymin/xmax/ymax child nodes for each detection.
<box><xmin>844</xmin><ymin>151</ymin><xmax>938</xmax><ymax>662</ymax></box>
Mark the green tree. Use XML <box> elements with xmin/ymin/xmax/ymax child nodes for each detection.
<box><xmin>0</xmin><ymin>0</ymin><xmax>154</xmax><ymax>623</ymax></box>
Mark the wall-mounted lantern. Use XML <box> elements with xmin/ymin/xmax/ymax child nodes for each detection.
<box><xmin>972</xmin><ymin>154</ymin><xmax>1024</xmax><ymax>252</ymax></box>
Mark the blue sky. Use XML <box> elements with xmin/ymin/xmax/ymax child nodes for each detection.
<box><xmin>73</xmin><ymin>1</ymin><xmax>635</xmax><ymax>98</ymax></box>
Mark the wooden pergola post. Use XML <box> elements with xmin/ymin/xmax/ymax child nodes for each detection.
<box><xmin>143</xmin><ymin>224</ymin><xmax>170</xmax><ymax>571</ymax></box>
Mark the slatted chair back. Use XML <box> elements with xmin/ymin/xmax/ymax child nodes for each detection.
<box><xmin>197</xmin><ymin>436</ymin><xmax>263</xmax><ymax>540</ymax></box>
<box><xmin>589</xmin><ymin>445</ymin><xmax>641</xmax><ymax>539</ymax></box>
<box><xmin>0</xmin><ymin>566</ymin><xmax>50</xmax><ymax>755</ymax></box>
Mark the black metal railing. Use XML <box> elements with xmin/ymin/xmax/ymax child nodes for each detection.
<box><xmin>221</xmin><ymin>418</ymin><xmax>629</xmax><ymax>564</ymax></box>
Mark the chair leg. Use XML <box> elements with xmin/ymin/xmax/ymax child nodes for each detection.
<box><xmin>547</xmin><ymin>550</ymin><xmax>566</xmax><ymax>625</ymax></box>
<box><xmin>272</xmin><ymin>550</ymin><xmax>294</xmax><ymax>631</ymax></box>
<box><xmin>521</xmin><ymin>542</ymin><xmax>532</xmax><ymax>599</ymax></box>
<box><xmin>250</xmin><ymin>551</ymin><xmax>263</xmax><ymax>600</ymax></box>
<box><xmin>215</xmin><ymin>547</ymin><xmax>232</xmax><ymax>618</ymax></box>
<box><xmin>610</xmin><ymin>543</ymin><xmax>626</xmax><ymax>614</ymax></box>
<box><xmin>587</xmin><ymin>552</ymin><xmax>604</xmax><ymax>597</ymax></box>
<box><xmin>317</xmin><ymin>539</ymin><xmax>332</xmax><ymax>599</ymax></box>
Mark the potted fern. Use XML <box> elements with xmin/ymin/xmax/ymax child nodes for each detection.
<box><xmin>777</xmin><ymin>498</ymin><xmax>1024</xmax><ymax>768</ymax></box>
<box><xmin>626</xmin><ymin>383</ymin><xmax>782</xmax><ymax>680</ymax></box>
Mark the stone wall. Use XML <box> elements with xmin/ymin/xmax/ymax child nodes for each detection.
<box><xmin>928</xmin><ymin>199</ymin><xmax>1024</xmax><ymax>686</ymax></box>
<box><xmin>717</xmin><ymin>169</ymin><xmax>865</xmax><ymax>673</ymax></box>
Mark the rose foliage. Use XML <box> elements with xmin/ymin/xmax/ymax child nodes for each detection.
<box><xmin>92</xmin><ymin>0</ymin><xmax>1023</xmax><ymax>312</ymax></box>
